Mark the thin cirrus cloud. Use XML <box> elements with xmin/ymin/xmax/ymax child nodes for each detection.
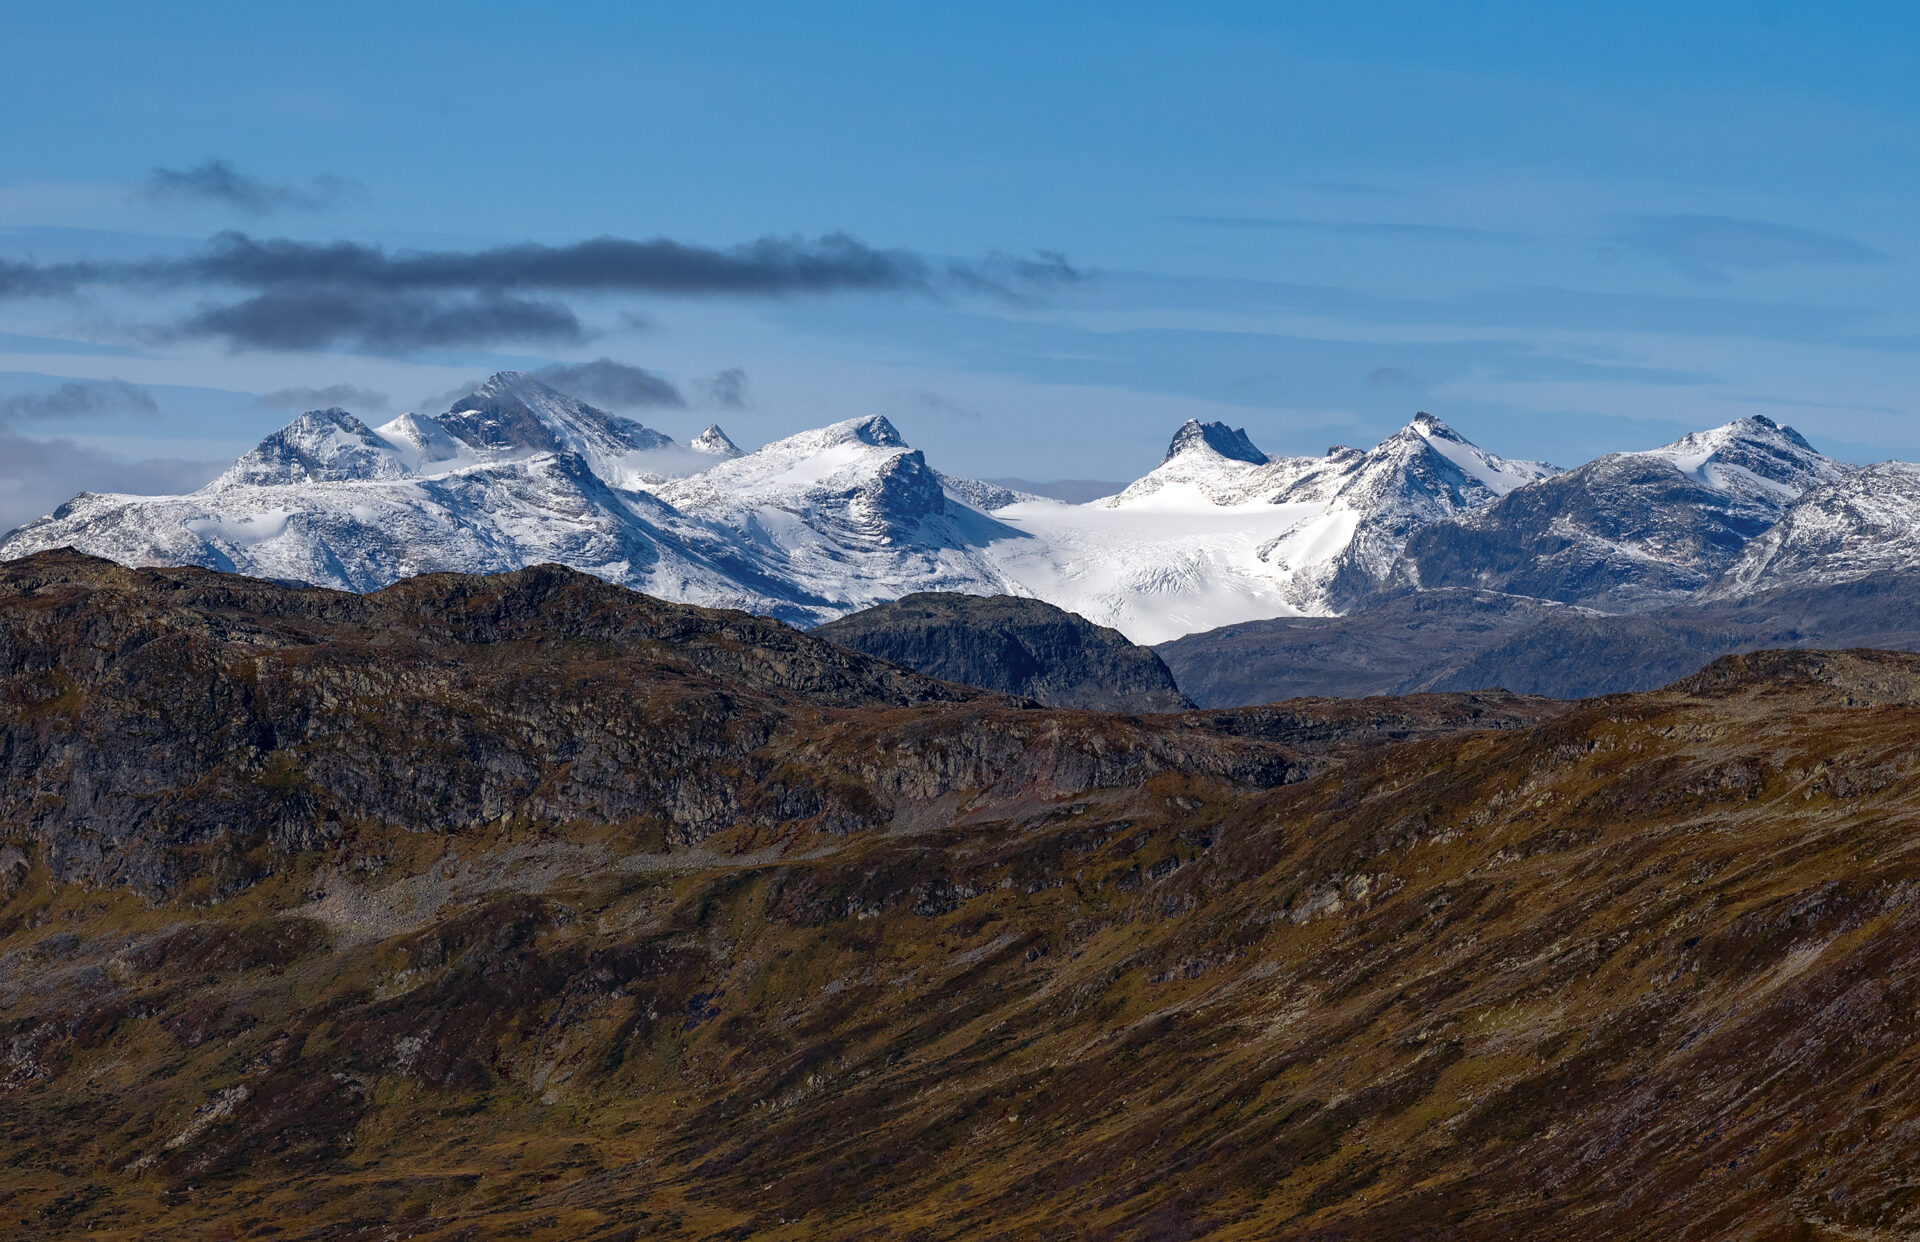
<box><xmin>135</xmin><ymin>159</ymin><xmax>364</xmax><ymax>215</ymax></box>
<box><xmin>0</xmin><ymin>231</ymin><xmax>1082</xmax><ymax>352</ymax></box>
<box><xmin>1610</xmin><ymin>214</ymin><xmax>1892</xmax><ymax>283</ymax></box>
<box><xmin>903</xmin><ymin>390</ymin><xmax>984</xmax><ymax>423</ymax></box>
<box><xmin>0</xmin><ymin>378</ymin><xmax>158</xmax><ymax>421</ymax></box>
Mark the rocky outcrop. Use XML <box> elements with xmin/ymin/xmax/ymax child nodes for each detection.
<box><xmin>813</xmin><ymin>591</ymin><xmax>1194</xmax><ymax>712</ymax></box>
<box><xmin>0</xmin><ymin>551</ymin><xmax>1296</xmax><ymax>899</ymax></box>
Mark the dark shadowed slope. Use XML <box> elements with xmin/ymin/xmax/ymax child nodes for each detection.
<box><xmin>1160</xmin><ymin>573</ymin><xmax>1920</xmax><ymax>705</ymax></box>
<box><xmin>813</xmin><ymin>590</ymin><xmax>1194</xmax><ymax>711</ymax></box>
<box><xmin>1156</xmin><ymin>588</ymin><xmax>1567</xmax><ymax>704</ymax></box>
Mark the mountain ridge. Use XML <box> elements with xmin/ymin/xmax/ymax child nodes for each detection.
<box><xmin>0</xmin><ymin>374</ymin><xmax>1903</xmax><ymax>645</ymax></box>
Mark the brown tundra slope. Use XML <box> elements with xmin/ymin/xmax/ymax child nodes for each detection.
<box><xmin>4</xmin><ymin>551</ymin><xmax>1920</xmax><ymax>1240</ymax></box>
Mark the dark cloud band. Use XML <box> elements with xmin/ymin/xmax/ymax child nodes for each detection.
<box><xmin>175</xmin><ymin>290</ymin><xmax>585</xmax><ymax>351</ymax></box>
<box><xmin>0</xmin><ymin>230</ymin><xmax>1079</xmax><ymax>352</ymax></box>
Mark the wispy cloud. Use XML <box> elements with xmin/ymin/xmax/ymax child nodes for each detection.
<box><xmin>1172</xmin><ymin>216</ymin><xmax>1520</xmax><ymax>244</ymax></box>
<box><xmin>0</xmin><ymin>378</ymin><xmax>157</xmax><ymax>420</ymax></box>
<box><xmin>1295</xmin><ymin>181</ymin><xmax>1415</xmax><ymax>199</ymax></box>
<box><xmin>902</xmin><ymin>390</ymin><xmax>984</xmax><ymax>422</ymax></box>
<box><xmin>1611</xmin><ymin>214</ymin><xmax>1890</xmax><ymax>283</ymax></box>
<box><xmin>1365</xmin><ymin>366</ymin><xmax>1422</xmax><ymax>389</ymax></box>
<box><xmin>530</xmin><ymin>358</ymin><xmax>685</xmax><ymax>409</ymax></box>
<box><xmin>135</xmin><ymin>159</ymin><xmax>363</xmax><ymax>214</ymax></box>
<box><xmin>695</xmin><ymin>368</ymin><xmax>750</xmax><ymax>410</ymax></box>
<box><xmin>258</xmin><ymin>383</ymin><xmax>390</xmax><ymax>413</ymax></box>
<box><xmin>172</xmin><ymin>289</ymin><xmax>585</xmax><ymax>351</ymax></box>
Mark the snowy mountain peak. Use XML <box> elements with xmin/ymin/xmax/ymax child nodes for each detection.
<box><xmin>1708</xmin><ymin>461</ymin><xmax>1920</xmax><ymax>599</ymax></box>
<box><xmin>436</xmin><ymin>371</ymin><xmax>676</xmax><ymax>458</ymax></box>
<box><xmin>1163</xmin><ymin>420</ymin><xmax>1268</xmax><ymax>465</ymax></box>
<box><xmin>1641</xmin><ymin>414</ymin><xmax>1840</xmax><ymax>499</ymax></box>
<box><xmin>218</xmin><ymin>407</ymin><xmax>412</xmax><ymax>487</ymax></box>
<box><xmin>690</xmin><ymin>424</ymin><xmax>743</xmax><ymax>458</ymax></box>
<box><xmin>1391</xmin><ymin>414</ymin><xmax>1559</xmax><ymax>499</ymax></box>
<box><xmin>429</xmin><ymin>371</ymin><xmax>692</xmax><ymax>488</ymax></box>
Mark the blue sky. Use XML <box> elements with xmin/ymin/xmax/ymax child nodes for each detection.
<box><xmin>2</xmin><ymin>1</ymin><xmax>1917</xmax><ymax>526</ymax></box>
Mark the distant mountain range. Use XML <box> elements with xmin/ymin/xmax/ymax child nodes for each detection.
<box><xmin>3</xmin><ymin>370</ymin><xmax>1912</xmax><ymax>685</ymax></box>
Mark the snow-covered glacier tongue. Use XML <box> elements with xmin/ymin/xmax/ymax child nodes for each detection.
<box><xmin>974</xmin><ymin>413</ymin><xmax>1556</xmax><ymax>644</ymax></box>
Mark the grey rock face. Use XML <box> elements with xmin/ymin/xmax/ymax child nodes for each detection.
<box><xmin>1163</xmin><ymin>419</ymin><xmax>1269</xmax><ymax>465</ymax></box>
<box><xmin>813</xmin><ymin>592</ymin><xmax>1194</xmax><ymax>712</ymax></box>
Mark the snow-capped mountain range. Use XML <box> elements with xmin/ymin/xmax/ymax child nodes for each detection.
<box><xmin>0</xmin><ymin>370</ymin><xmax>1896</xmax><ymax>643</ymax></box>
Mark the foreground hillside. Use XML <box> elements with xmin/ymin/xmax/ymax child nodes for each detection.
<box><xmin>6</xmin><ymin>553</ymin><xmax>1920</xmax><ymax>1238</ymax></box>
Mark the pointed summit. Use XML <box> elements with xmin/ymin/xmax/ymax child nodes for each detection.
<box><xmin>690</xmin><ymin>424</ymin><xmax>743</xmax><ymax>458</ymax></box>
<box><xmin>1375</xmin><ymin>411</ymin><xmax>1558</xmax><ymax>498</ymax></box>
<box><xmin>1406</xmin><ymin>411</ymin><xmax>1462</xmax><ymax>441</ymax></box>
<box><xmin>1163</xmin><ymin>420</ymin><xmax>1267</xmax><ymax>465</ymax></box>
<box><xmin>219</xmin><ymin>408</ymin><xmax>411</xmax><ymax>486</ymax></box>
<box><xmin>1642</xmin><ymin>414</ymin><xmax>1841</xmax><ymax>499</ymax></box>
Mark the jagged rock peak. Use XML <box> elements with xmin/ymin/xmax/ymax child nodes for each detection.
<box><xmin>690</xmin><ymin>424</ymin><xmax>743</xmax><ymax>458</ymax></box>
<box><xmin>847</xmin><ymin>414</ymin><xmax>906</xmax><ymax>448</ymax></box>
<box><xmin>1163</xmin><ymin>419</ymin><xmax>1268</xmax><ymax>465</ymax></box>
